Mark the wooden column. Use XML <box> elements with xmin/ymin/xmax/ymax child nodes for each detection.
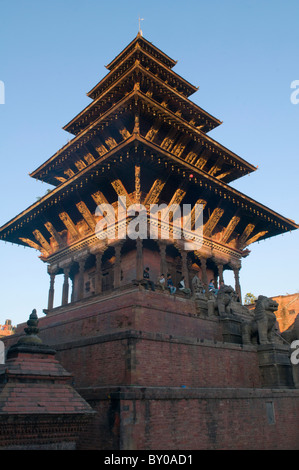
<box><xmin>180</xmin><ymin>250</ymin><xmax>190</xmax><ymax>288</ymax></box>
<box><xmin>77</xmin><ymin>259</ymin><xmax>85</xmax><ymax>301</ymax></box>
<box><xmin>62</xmin><ymin>267</ymin><xmax>70</xmax><ymax>306</ymax></box>
<box><xmin>217</xmin><ymin>263</ymin><xmax>224</xmax><ymax>285</ymax></box>
<box><xmin>47</xmin><ymin>273</ymin><xmax>55</xmax><ymax>310</ymax></box>
<box><xmin>233</xmin><ymin>266</ymin><xmax>242</xmax><ymax>303</ymax></box>
<box><xmin>95</xmin><ymin>251</ymin><xmax>103</xmax><ymax>294</ymax></box>
<box><xmin>200</xmin><ymin>257</ymin><xmax>209</xmax><ymax>297</ymax></box>
<box><xmin>158</xmin><ymin>241</ymin><xmax>168</xmax><ymax>276</ymax></box>
<box><xmin>113</xmin><ymin>243</ymin><xmax>122</xmax><ymax>289</ymax></box>
<box><xmin>136</xmin><ymin>237</ymin><xmax>143</xmax><ymax>280</ymax></box>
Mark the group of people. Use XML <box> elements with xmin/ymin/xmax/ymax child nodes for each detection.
<box><xmin>143</xmin><ymin>267</ymin><xmax>191</xmax><ymax>295</ymax></box>
<box><xmin>143</xmin><ymin>266</ymin><xmax>221</xmax><ymax>298</ymax></box>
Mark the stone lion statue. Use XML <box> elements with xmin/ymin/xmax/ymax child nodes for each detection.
<box><xmin>216</xmin><ymin>284</ymin><xmax>236</xmax><ymax>318</ymax></box>
<box><xmin>242</xmin><ymin>295</ymin><xmax>278</xmax><ymax>345</ymax></box>
<box><xmin>191</xmin><ymin>274</ymin><xmax>205</xmax><ymax>299</ymax></box>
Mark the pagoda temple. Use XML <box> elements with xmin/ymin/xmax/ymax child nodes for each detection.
<box><xmin>1</xmin><ymin>34</ymin><xmax>299</xmax><ymax>450</ymax></box>
<box><xmin>0</xmin><ymin>33</ymin><xmax>297</xmax><ymax>308</ymax></box>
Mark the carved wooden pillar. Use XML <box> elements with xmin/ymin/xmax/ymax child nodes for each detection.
<box><xmin>158</xmin><ymin>241</ymin><xmax>168</xmax><ymax>276</ymax></box>
<box><xmin>233</xmin><ymin>266</ymin><xmax>242</xmax><ymax>304</ymax></box>
<box><xmin>136</xmin><ymin>237</ymin><xmax>143</xmax><ymax>280</ymax></box>
<box><xmin>200</xmin><ymin>257</ymin><xmax>209</xmax><ymax>296</ymax></box>
<box><xmin>113</xmin><ymin>243</ymin><xmax>122</xmax><ymax>289</ymax></box>
<box><xmin>95</xmin><ymin>251</ymin><xmax>103</xmax><ymax>294</ymax></box>
<box><xmin>180</xmin><ymin>250</ymin><xmax>190</xmax><ymax>288</ymax></box>
<box><xmin>62</xmin><ymin>267</ymin><xmax>70</xmax><ymax>306</ymax></box>
<box><xmin>217</xmin><ymin>263</ymin><xmax>224</xmax><ymax>285</ymax></box>
<box><xmin>77</xmin><ymin>259</ymin><xmax>85</xmax><ymax>301</ymax></box>
<box><xmin>135</xmin><ymin>164</ymin><xmax>141</xmax><ymax>204</ymax></box>
<box><xmin>48</xmin><ymin>273</ymin><xmax>55</xmax><ymax>310</ymax></box>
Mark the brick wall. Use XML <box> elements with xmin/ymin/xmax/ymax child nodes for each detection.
<box><xmin>272</xmin><ymin>294</ymin><xmax>299</xmax><ymax>331</ymax></box>
<box><xmin>117</xmin><ymin>388</ymin><xmax>299</xmax><ymax>450</ymax></box>
<box><xmin>4</xmin><ymin>289</ymin><xmax>299</xmax><ymax>450</ymax></box>
<box><xmin>51</xmin><ymin>332</ymin><xmax>260</xmax><ymax>389</ymax></box>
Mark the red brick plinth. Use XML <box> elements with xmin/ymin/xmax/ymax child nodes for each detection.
<box><xmin>4</xmin><ymin>290</ymin><xmax>299</xmax><ymax>450</ymax></box>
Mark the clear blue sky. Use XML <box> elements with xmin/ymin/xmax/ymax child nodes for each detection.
<box><xmin>0</xmin><ymin>0</ymin><xmax>298</xmax><ymax>326</ymax></box>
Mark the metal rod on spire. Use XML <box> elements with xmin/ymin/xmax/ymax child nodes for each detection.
<box><xmin>138</xmin><ymin>16</ymin><xmax>144</xmax><ymax>36</ymax></box>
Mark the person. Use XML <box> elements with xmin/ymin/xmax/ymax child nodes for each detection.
<box><xmin>143</xmin><ymin>267</ymin><xmax>155</xmax><ymax>291</ymax></box>
<box><xmin>178</xmin><ymin>276</ymin><xmax>191</xmax><ymax>295</ymax></box>
<box><xmin>159</xmin><ymin>273</ymin><xmax>166</xmax><ymax>291</ymax></box>
<box><xmin>167</xmin><ymin>274</ymin><xmax>176</xmax><ymax>294</ymax></box>
<box><xmin>208</xmin><ymin>279</ymin><xmax>218</xmax><ymax>295</ymax></box>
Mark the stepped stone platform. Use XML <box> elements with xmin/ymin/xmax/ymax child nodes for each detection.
<box><xmin>4</xmin><ymin>288</ymin><xmax>299</xmax><ymax>450</ymax></box>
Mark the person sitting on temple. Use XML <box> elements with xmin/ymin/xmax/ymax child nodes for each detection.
<box><xmin>158</xmin><ymin>273</ymin><xmax>166</xmax><ymax>291</ymax></box>
<box><xmin>167</xmin><ymin>274</ymin><xmax>176</xmax><ymax>294</ymax></box>
<box><xmin>178</xmin><ymin>276</ymin><xmax>191</xmax><ymax>295</ymax></box>
<box><xmin>143</xmin><ymin>267</ymin><xmax>155</xmax><ymax>291</ymax></box>
<box><xmin>209</xmin><ymin>279</ymin><xmax>218</xmax><ymax>295</ymax></box>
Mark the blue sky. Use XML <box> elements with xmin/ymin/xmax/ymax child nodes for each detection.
<box><xmin>0</xmin><ymin>0</ymin><xmax>298</xmax><ymax>326</ymax></box>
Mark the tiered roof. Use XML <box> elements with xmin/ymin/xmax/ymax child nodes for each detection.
<box><xmin>0</xmin><ymin>34</ymin><xmax>297</xmax><ymax>262</ymax></box>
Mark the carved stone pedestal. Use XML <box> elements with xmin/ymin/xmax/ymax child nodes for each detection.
<box><xmin>220</xmin><ymin>316</ymin><xmax>243</xmax><ymax>344</ymax></box>
<box><xmin>257</xmin><ymin>343</ymin><xmax>294</xmax><ymax>388</ymax></box>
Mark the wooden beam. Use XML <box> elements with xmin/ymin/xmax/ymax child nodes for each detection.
<box><xmin>59</xmin><ymin>212</ymin><xmax>79</xmax><ymax>240</ymax></box>
<box><xmin>145</xmin><ymin>120</ymin><xmax>163</xmax><ymax>142</ymax></box>
<box><xmin>208</xmin><ymin>156</ymin><xmax>224</xmax><ymax>177</ymax></box>
<box><xmin>19</xmin><ymin>237</ymin><xmax>42</xmax><ymax>251</ymax></box>
<box><xmin>64</xmin><ymin>168</ymin><xmax>75</xmax><ymax>178</ymax></box>
<box><xmin>76</xmin><ymin>201</ymin><xmax>96</xmax><ymax>231</ymax></box>
<box><xmin>160</xmin><ymin>128</ymin><xmax>178</xmax><ymax>152</ymax></box>
<box><xmin>245</xmin><ymin>230</ymin><xmax>268</xmax><ymax>247</ymax></box>
<box><xmin>194</xmin><ymin>151</ymin><xmax>209</xmax><ymax>170</ymax></box>
<box><xmin>171</xmin><ymin>135</ymin><xmax>189</xmax><ymax>157</ymax></box>
<box><xmin>101</xmin><ymin>129</ymin><xmax>118</xmax><ymax>149</ymax></box>
<box><xmin>44</xmin><ymin>221</ymin><xmax>64</xmax><ymax>247</ymax></box>
<box><xmin>238</xmin><ymin>223</ymin><xmax>255</xmax><ymax>248</ymax></box>
<box><xmin>91</xmin><ymin>136</ymin><xmax>108</xmax><ymax>156</ymax></box>
<box><xmin>216</xmin><ymin>169</ymin><xmax>234</xmax><ymax>181</ymax></box>
<box><xmin>111</xmin><ymin>178</ymin><xmax>132</xmax><ymax>207</ymax></box>
<box><xmin>32</xmin><ymin>229</ymin><xmax>52</xmax><ymax>253</ymax></box>
<box><xmin>74</xmin><ymin>159</ymin><xmax>87</xmax><ymax>171</ymax></box>
<box><xmin>84</xmin><ymin>153</ymin><xmax>96</xmax><ymax>165</ymax></box>
<box><xmin>91</xmin><ymin>190</ymin><xmax>109</xmax><ymax>206</ymax></box>
<box><xmin>114</xmin><ymin>119</ymin><xmax>131</xmax><ymax>140</ymax></box>
<box><xmin>184</xmin><ymin>199</ymin><xmax>207</xmax><ymax>230</ymax></box>
<box><xmin>185</xmin><ymin>148</ymin><xmax>209</xmax><ymax>170</ymax></box>
<box><xmin>168</xmin><ymin>186</ymin><xmax>187</xmax><ymax>206</ymax></box>
<box><xmin>92</xmin><ymin>191</ymin><xmax>115</xmax><ymax>225</ymax></box>
<box><xmin>220</xmin><ymin>215</ymin><xmax>240</xmax><ymax>244</ymax></box>
<box><xmin>204</xmin><ymin>207</ymin><xmax>224</xmax><ymax>238</ymax></box>
<box><xmin>144</xmin><ymin>178</ymin><xmax>166</xmax><ymax>206</ymax></box>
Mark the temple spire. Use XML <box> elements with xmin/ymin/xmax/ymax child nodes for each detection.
<box><xmin>138</xmin><ymin>16</ymin><xmax>144</xmax><ymax>36</ymax></box>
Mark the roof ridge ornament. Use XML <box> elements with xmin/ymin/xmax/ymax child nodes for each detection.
<box><xmin>7</xmin><ymin>309</ymin><xmax>57</xmax><ymax>357</ymax></box>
